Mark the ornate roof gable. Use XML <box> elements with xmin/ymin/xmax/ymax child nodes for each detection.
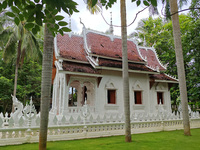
<box><xmin>139</xmin><ymin>47</ymin><xmax>167</xmax><ymax>72</ymax></box>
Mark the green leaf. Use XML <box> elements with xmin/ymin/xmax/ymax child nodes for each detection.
<box><xmin>34</xmin><ymin>0</ymin><xmax>40</xmax><ymax>3</ymax></box>
<box><xmin>2</xmin><ymin>1</ymin><xmax>7</xmax><ymax>9</ymax></box>
<box><xmin>150</xmin><ymin>0</ymin><xmax>157</xmax><ymax>7</ymax></box>
<box><xmin>52</xmin><ymin>9</ymin><xmax>58</xmax><ymax>16</ymax></box>
<box><xmin>136</xmin><ymin>0</ymin><xmax>141</xmax><ymax>6</ymax></box>
<box><xmin>25</xmin><ymin>23</ymin><xmax>34</xmax><ymax>29</ymax></box>
<box><xmin>14</xmin><ymin>17</ymin><xmax>20</xmax><ymax>25</ymax></box>
<box><xmin>11</xmin><ymin>6</ymin><xmax>20</xmax><ymax>14</ymax></box>
<box><xmin>32</xmin><ymin>27</ymin><xmax>37</xmax><ymax>34</ymax></box>
<box><xmin>55</xmin><ymin>15</ymin><xmax>65</xmax><ymax>21</ymax></box>
<box><xmin>73</xmin><ymin>8</ymin><xmax>79</xmax><ymax>13</ymax></box>
<box><xmin>36</xmin><ymin>12</ymin><xmax>43</xmax><ymax>26</ymax></box>
<box><xmin>19</xmin><ymin>14</ymin><xmax>24</xmax><ymax>21</ymax></box>
<box><xmin>59</xmin><ymin>29</ymin><xmax>64</xmax><ymax>36</ymax></box>
<box><xmin>92</xmin><ymin>0</ymin><xmax>98</xmax><ymax>7</ymax></box>
<box><xmin>27</xmin><ymin>15</ymin><xmax>35</xmax><ymax>22</ymax></box>
<box><xmin>54</xmin><ymin>24</ymin><xmax>59</xmax><ymax>30</ymax></box>
<box><xmin>34</xmin><ymin>25</ymin><xmax>40</xmax><ymax>32</ymax></box>
<box><xmin>143</xmin><ymin>1</ymin><xmax>150</xmax><ymax>6</ymax></box>
<box><xmin>61</xmin><ymin>27</ymin><xmax>71</xmax><ymax>33</ymax></box>
<box><xmin>5</xmin><ymin>12</ymin><xmax>15</xmax><ymax>17</ymax></box>
<box><xmin>25</xmin><ymin>5</ymin><xmax>35</xmax><ymax>10</ymax></box>
<box><xmin>8</xmin><ymin>0</ymin><xmax>13</xmax><ymax>6</ymax></box>
<box><xmin>35</xmin><ymin>4</ymin><xmax>43</xmax><ymax>11</ymax></box>
<box><xmin>44</xmin><ymin>9</ymin><xmax>50</xmax><ymax>16</ymax></box>
<box><xmin>58</xmin><ymin>21</ymin><xmax>68</xmax><ymax>26</ymax></box>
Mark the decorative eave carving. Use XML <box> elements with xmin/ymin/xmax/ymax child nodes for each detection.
<box><xmin>55</xmin><ymin>60</ymin><xmax>63</xmax><ymax>71</ymax></box>
<box><xmin>80</xmin><ymin>18</ymin><xmax>91</xmax><ymax>55</ymax></box>
<box><xmin>54</xmin><ymin>36</ymin><xmax>60</xmax><ymax>58</ymax></box>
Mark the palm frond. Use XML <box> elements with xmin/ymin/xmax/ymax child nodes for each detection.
<box><xmin>30</xmin><ymin>32</ymin><xmax>42</xmax><ymax>64</ymax></box>
<box><xmin>3</xmin><ymin>33</ymin><xmax>18</xmax><ymax>63</ymax></box>
<box><xmin>87</xmin><ymin>0</ymin><xmax>101</xmax><ymax>14</ymax></box>
<box><xmin>0</xmin><ymin>28</ymin><xmax>13</xmax><ymax>49</ymax></box>
<box><xmin>16</xmin><ymin>23</ymin><xmax>24</xmax><ymax>40</ymax></box>
<box><xmin>21</xmin><ymin>30</ymin><xmax>42</xmax><ymax>64</ymax></box>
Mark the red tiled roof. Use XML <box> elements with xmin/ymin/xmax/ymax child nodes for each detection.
<box><xmin>56</xmin><ymin>32</ymin><xmax>167</xmax><ymax>74</ymax></box>
<box><xmin>150</xmin><ymin>73</ymin><xmax>178</xmax><ymax>82</ymax></box>
<box><xmin>98</xmin><ymin>58</ymin><xmax>156</xmax><ymax>72</ymax></box>
<box><xmin>62</xmin><ymin>61</ymin><xmax>99</xmax><ymax>74</ymax></box>
<box><xmin>86</xmin><ymin>32</ymin><xmax>144</xmax><ymax>62</ymax></box>
<box><xmin>139</xmin><ymin>48</ymin><xmax>166</xmax><ymax>71</ymax></box>
<box><xmin>57</xmin><ymin>34</ymin><xmax>88</xmax><ymax>62</ymax></box>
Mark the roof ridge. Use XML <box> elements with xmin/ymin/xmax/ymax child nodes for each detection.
<box><xmin>138</xmin><ymin>46</ymin><xmax>167</xmax><ymax>71</ymax></box>
<box><xmin>163</xmin><ymin>73</ymin><xmax>178</xmax><ymax>81</ymax></box>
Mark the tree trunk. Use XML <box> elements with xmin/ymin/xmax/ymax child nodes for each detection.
<box><xmin>120</xmin><ymin>0</ymin><xmax>132</xmax><ymax>142</ymax></box>
<box><xmin>39</xmin><ymin>24</ymin><xmax>54</xmax><ymax>150</ymax></box>
<box><xmin>169</xmin><ymin>0</ymin><xmax>191</xmax><ymax>136</ymax></box>
<box><xmin>12</xmin><ymin>40</ymin><xmax>22</xmax><ymax>112</ymax></box>
<box><xmin>13</xmin><ymin>40</ymin><xmax>22</xmax><ymax>97</ymax></box>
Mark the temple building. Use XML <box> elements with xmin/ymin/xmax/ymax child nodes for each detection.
<box><xmin>50</xmin><ymin>24</ymin><xmax>178</xmax><ymax>117</ymax></box>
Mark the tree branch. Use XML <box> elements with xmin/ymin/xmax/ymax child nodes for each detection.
<box><xmin>170</xmin><ymin>7</ymin><xmax>200</xmax><ymax>16</ymax></box>
<box><xmin>101</xmin><ymin>6</ymin><xmax>149</xmax><ymax>28</ymax></box>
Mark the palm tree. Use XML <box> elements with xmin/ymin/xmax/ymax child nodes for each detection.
<box><xmin>86</xmin><ymin>0</ymin><xmax>132</xmax><ymax>142</ymax></box>
<box><xmin>120</xmin><ymin>0</ymin><xmax>132</xmax><ymax>142</ymax></box>
<box><xmin>148</xmin><ymin>0</ymin><xmax>191</xmax><ymax>136</ymax></box>
<box><xmin>169</xmin><ymin>0</ymin><xmax>191</xmax><ymax>136</ymax></box>
<box><xmin>1</xmin><ymin>20</ymin><xmax>42</xmax><ymax>104</ymax></box>
<box><xmin>39</xmin><ymin>24</ymin><xmax>54</xmax><ymax>150</ymax></box>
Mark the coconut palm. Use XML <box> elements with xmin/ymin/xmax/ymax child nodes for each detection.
<box><xmin>169</xmin><ymin>0</ymin><xmax>191</xmax><ymax>136</ymax></box>
<box><xmin>39</xmin><ymin>24</ymin><xmax>54</xmax><ymax>150</ymax></box>
<box><xmin>86</xmin><ymin>0</ymin><xmax>132</xmax><ymax>142</ymax></box>
<box><xmin>149</xmin><ymin>0</ymin><xmax>191</xmax><ymax>136</ymax></box>
<box><xmin>0</xmin><ymin>20</ymin><xmax>42</xmax><ymax>102</ymax></box>
<box><xmin>120</xmin><ymin>0</ymin><xmax>132</xmax><ymax>142</ymax></box>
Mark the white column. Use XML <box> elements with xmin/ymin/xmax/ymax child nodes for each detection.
<box><xmin>59</xmin><ymin>75</ymin><xmax>63</xmax><ymax>115</ymax></box>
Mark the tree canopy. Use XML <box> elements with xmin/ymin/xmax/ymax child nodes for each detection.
<box><xmin>131</xmin><ymin>13</ymin><xmax>200</xmax><ymax>108</ymax></box>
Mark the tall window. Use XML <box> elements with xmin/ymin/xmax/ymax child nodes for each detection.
<box><xmin>134</xmin><ymin>91</ymin><xmax>142</xmax><ymax>104</ymax></box>
<box><xmin>157</xmin><ymin>92</ymin><xmax>164</xmax><ymax>104</ymax></box>
<box><xmin>107</xmin><ymin>90</ymin><xmax>116</xmax><ymax>104</ymax></box>
<box><xmin>68</xmin><ymin>87</ymin><xmax>77</xmax><ymax>106</ymax></box>
<box><xmin>82</xmin><ymin>86</ymin><xmax>87</xmax><ymax>105</ymax></box>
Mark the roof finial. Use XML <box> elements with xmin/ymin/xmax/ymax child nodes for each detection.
<box><xmin>80</xmin><ymin>18</ymin><xmax>86</xmax><ymax>29</ymax></box>
<box><xmin>109</xmin><ymin>12</ymin><xmax>114</xmax><ymax>35</ymax></box>
<box><xmin>69</xmin><ymin>15</ymin><xmax>71</xmax><ymax>30</ymax></box>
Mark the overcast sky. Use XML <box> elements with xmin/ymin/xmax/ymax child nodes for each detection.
<box><xmin>64</xmin><ymin>0</ymin><xmax>191</xmax><ymax>36</ymax></box>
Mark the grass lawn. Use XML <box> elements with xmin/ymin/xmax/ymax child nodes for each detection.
<box><xmin>0</xmin><ymin>128</ymin><xmax>200</xmax><ymax>150</ymax></box>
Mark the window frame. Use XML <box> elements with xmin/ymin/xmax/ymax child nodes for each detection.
<box><xmin>134</xmin><ymin>91</ymin><xmax>142</xmax><ymax>105</ymax></box>
<box><xmin>107</xmin><ymin>89</ymin><xmax>116</xmax><ymax>104</ymax></box>
<box><xmin>157</xmin><ymin>92</ymin><xmax>164</xmax><ymax>105</ymax></box>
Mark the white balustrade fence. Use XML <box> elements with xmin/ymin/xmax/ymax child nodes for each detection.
<box><xmin>0</xmin><ymin>119</ymin><xmax>200</xmax><ymax>146</ymax></box>
<box><xmin>0</xmin><ymin>96</ymin><xmax>199</xmax><ymax>146</ymax></box>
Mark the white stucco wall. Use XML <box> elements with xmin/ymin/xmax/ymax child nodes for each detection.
<box><xmin>52</xmin><ymin>71</ymin><xmax>172</xmax><ymax>116</ymax></box>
